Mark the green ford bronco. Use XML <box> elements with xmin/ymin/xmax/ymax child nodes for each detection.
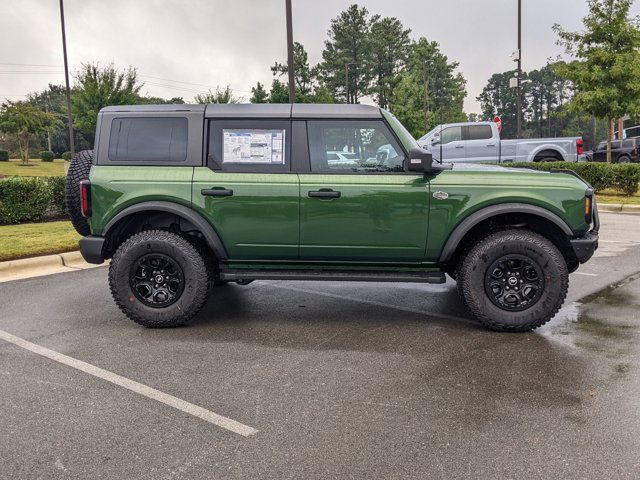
<box><xmin>65</xmin><ymin>104</ymin><xmax>599</xmax><ymax>332</ymax></box>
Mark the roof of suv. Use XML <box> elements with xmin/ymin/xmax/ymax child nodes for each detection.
<box><xmin>100</xmin><ymin>103</ymin><xmax>383</xmax><ymax>119</ymax></box>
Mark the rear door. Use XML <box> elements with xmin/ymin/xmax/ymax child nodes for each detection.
<box><xmin>298</xmin><ymin>119</ymin><xmax>430</xmax><ymax>262</ymax></box>
<box><xmin>191</xmin><ymin>118</ymin><xmax>299</xmax><ymax>260</ymax></box>
<box><xmin>464</xmin><ymin>124</ymin><xmax>498</xmax><ymax>163</ymax></box>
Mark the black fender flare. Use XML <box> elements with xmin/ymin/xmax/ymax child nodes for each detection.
<box><xmin>103</xmin><ymin>201</ymin><xmax>228</xmax><ymax>259</ymax></box>
<box><xmin>438</xmin><ymin>203</ymin><xmax>574</xmax><ymax>263</ymax></box>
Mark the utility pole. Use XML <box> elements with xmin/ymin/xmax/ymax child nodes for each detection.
<box><xmin>59</xmin><ymin>0</ymin><xmax>75</xmax><ymax>157</ymax></box>
<box><xmin>516</xmin><ymin>0</ymin><xmax>522</xmax><ymax>139</ymax></box>
<box><xmin>285</xmin><ymin>0</ymin><xmax>295</xmax><ymax>104</ymax></box>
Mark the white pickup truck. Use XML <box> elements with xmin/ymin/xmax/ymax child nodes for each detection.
<box><xmin>416</xmin><ymin>121</ymin><xmax>584</xmax><ymax>164</ymax></box>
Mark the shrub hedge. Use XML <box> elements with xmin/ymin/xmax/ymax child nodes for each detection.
<box><xmin>0</xmin><ymin>175</ymin><xmax>68</xmax><ymax>225</ymax></box>
<box><xmin>0</xmin><ymin>150</ymin><xmax>8</xmax><ymax>161</ymax></box>
<box><xmin>40</xmin><ymin>150</ymin><xmax>55</xmax><ymax>162</ymax></box>
<box><xmin>501</xmin><ymin>161</ymin><xmax>640</xmax><ymax>195</ymax></box>
<box><xmin>61</xmin><ymin>151</ymin><xmax>72</xmax><ymax>161</ymax></box>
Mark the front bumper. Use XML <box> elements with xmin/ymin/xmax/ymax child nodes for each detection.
<box><xmin>570</xmin><ymin>198</ymin><xmax>600</xmax><ymax>264</ymax></box>
<box><xmin>79</xmin><ymin>236</ymin><xmax>106</xmax><ymax>264</ymax></box>
<box><xmin>570</xmin><ymin>232</ymin><xmax>598</xmax><ymax>263</ymax></box>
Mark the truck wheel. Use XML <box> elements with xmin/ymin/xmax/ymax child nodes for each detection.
<box><xmin>457</xmin><ymin>230</ymin><xmax>568</xmax><ymax>332</ymax></box>
<box><xmin>108</xmin><ymin>230</ymin><xmax>209</xmax><ymax>328</ymax></box>
<box><xmin>65</xmin><ymin>150</ymin><xmax>94</xmax><ymax>236</ymax></box>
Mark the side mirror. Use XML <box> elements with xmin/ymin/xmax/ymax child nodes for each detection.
<box><xmin>407</xmin><ymin>147</ymin><xmax>433</xmax><ymax>173</ymax></box>
<box><xmin>431</xmin><ymin>134</ymin><xmax>441</xmax><ymax>145</ymax></box>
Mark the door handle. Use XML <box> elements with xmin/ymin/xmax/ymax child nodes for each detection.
<box><xmin>486</xmin><ymin>143</ymin><xmax>496</xmax><ymax>147</ymax></box>
<box><xmin>308</xmin><ymin>190</ymin><xmax>341</xmax><ymax>198</ymax></box>
<box><xmin>455</xmin><ymin>145</ymin><xmax>464</xmax><ymax>149</ymax></box>
<box><xmin>201</xmin><ymin>188</ymin><xmax>233</xmax><ymax>197</ymax></box>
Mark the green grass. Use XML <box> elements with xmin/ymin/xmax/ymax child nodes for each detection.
<box><xmin>0</xmin><ymin>159</ymin><xmax>67</xmax><ymax>177</ymax></box>
<box><xmin>597</xmin><ymin>189</ymin><xmax>640</xmax><ymax>205</ymax></box>
<box><xmin>0</xmin><ymin>221</ymin><xmax>80</xmax><ymax>262</ymax></box>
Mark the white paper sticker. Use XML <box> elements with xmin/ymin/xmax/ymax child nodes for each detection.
<box><xmin>223</xmin><ymin>129</ymin><xmax>285</xmax><ymax>164</ymax></box>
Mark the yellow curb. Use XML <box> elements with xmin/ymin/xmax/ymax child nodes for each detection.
<box><xmin>598</xmin><ymin>203</ymin><xmax>623</xmax><ymax>212</ymax></box>
<box><xmin>621</xmin><ymin>204</ymin><xmax>640</xmax><ymax>214</ymax></box>
<box><xmin>0</xmin><ymin>252</ymin><xmax>107</xmax><ymax>283</ymax></box>
<box><xmin>60</xmin><ymin>251</ymin><xmax>106</xmax><ymax>269</ymax></box>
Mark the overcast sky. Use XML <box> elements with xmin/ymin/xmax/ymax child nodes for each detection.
<box><xmin>2</xmin><ymin>0</ymin><xmax>639</xmax><ymax>113</ymax></box>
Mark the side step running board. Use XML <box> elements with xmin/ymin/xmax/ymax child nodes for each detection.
<box><xmin>220</xmin><ymin>269</ymin><xmax>446</xmax><ymax>284</ymax></box>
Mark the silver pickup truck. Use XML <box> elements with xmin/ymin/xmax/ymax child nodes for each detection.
<box><xmin>417</xmin><ymin>121</ymin><xmax>584</xmax><ymax>164</ymax></box>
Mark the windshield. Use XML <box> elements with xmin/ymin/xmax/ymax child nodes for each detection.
<box><xmin>419</xmin><ymin>126</ymin><xmax>440</xmax><ymax>143</ymax></box>
<box><xmin>380</xmin><ymin>109</ymin><xmax>421</xmax><ymax>151</ymax></box>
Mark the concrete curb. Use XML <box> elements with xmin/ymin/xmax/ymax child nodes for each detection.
<box><xmin>598</xmin><ymin>203</ymin><xmax>640</xmax><ymax>214</ymax></box>
<box><xmin>0</xmin><ymin>251</ymin><xmax>106</xmax><ymax>283</ymax></box>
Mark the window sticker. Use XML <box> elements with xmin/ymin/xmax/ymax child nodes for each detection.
<box><xmin>223</xmin><ymin>129</ymin><xmax>285</xmax><ymax>164</ymax></box>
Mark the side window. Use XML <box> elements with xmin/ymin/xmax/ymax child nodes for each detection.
<box><xmin>208</xmin><ymin>120</ymin><xmax>290</xmax><ymax>172</ymax></box>
<box><xmin>441</xmin><ymin>126</ymin><xmax>462</xmax><ymax>144</ymax></box>
<box><xmin>108</xmin><ymin>117</ymin><xmax>188</xmax><ymax>162</ymax></box>
<box><xmin>467</xmin><ymin>125</ymin><xmax>493</xmax><ymax>140</ymax></box>
<box><xmin>307</xmin><ymin>120</ymin><xmax>406</xmax><ymax>173</ymax></box>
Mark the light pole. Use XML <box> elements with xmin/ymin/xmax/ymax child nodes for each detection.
<box><xmin>345</xmin><ymin>62</ymin><xmax>355</xmax><ymax>104</ymax></box>
<box><xmin>285</xmin><ymin>0</ymin><xmax>295</xmax><ymax>103</ymax></box>
<box><xmin>516</xmin><ymin>0</ymin><xmax>522</xmax><ymax>139</ymax></box>
<box><xmin>59</xmin><ymin>0</ymin><xmax>75</xmax><ymax>157</ymax></box>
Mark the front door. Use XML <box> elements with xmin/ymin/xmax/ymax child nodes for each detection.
<box><xmin>191</xmin><ymin>119</ymin><xmax>299</xmax><ymax>260</ymax></box>
<box><xmin>299</xmin><ymin>120</ymin><xmax>430</xmax><ymax>263</ymax></box>
<box><xmin>435</xmin><ymin>125</ymin><xmax>465</xmax><ymax>163</ymax></box>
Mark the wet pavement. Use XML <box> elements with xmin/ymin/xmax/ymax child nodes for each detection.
<box><xmin>0</xmin><ymin>212</ymin><xmax>639</xmax><ymax>479</ymax></box>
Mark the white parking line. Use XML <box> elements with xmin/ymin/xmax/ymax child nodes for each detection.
<box><xmin>573</xmin><ymin>272</ymin><xmax>598</xmax><ymax>277</ymax></box>
<box><xmin>264</xmin><ymin>282</ymin><xmax>473</xmax><ymax>325</ymax></box>
<box><xmin>0</xmin><ymin>329</ymin><xmax>257</xmax><ymax>437</ymax></box>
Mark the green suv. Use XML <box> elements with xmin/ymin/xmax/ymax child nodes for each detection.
<box><xmin>65</xmin><ymin>104</ymin><xmax>599</xmax><ymax>332</ymax></box>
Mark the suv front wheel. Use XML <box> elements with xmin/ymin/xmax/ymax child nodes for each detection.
<box><xmin>108</xmin><ymin>230</ymin><xmax>210</xmax><ymax>328</ymax></box>
<box><xmin>457</xmin><ymin>230</ymin><xmax>568</xmax><ymax>332</ymax></box>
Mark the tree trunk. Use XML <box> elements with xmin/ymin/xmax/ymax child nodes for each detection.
<box><xmin>607</xmin><ymin>119</ymin><xmax>613</xmax><ymax>164</ymax></box>
<box><xmin>18</xmin><ymin>134</ymin><xmax>29</xmax><ymax>165</ymax></box>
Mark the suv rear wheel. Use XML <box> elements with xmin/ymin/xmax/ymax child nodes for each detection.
<box><xmin>108</xmin><ymin>230</ymin><xmax>210</xmax><ymax>328</ymax></box>
<box><xmin>456</xmin><ymin>230</ymin><xmax>568</xmax><ymax>332</ymax></box>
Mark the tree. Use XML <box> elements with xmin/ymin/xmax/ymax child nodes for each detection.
<box><xmin>72</xmin><ymin>64</ymin><xmax>142</xmax><ymax>144</ymax></box>
<box><xmin>477</xmin><ymin>70</ymin><xmax>523</xmax><ymax>139</ymax></box>
<box><xmin>392</xmin><ymin>38</ymin><xmax>467</xmax><ymax>138</ymax></box>
<box><xmin>250</xmin><ymin>82</ymin><xmax>269</xmax><ymax>103</ymax></box>
<box><xmin>554</xmin><ymin>0</ymin><xmax>640</xmax><ymax>162</ymax></box>
<box><xmin>265</xmin><ymin>42</ymin><xmax>335</xmax><ymax>103</ymax></box>
<box><xmin>268</xmin><ymin>80</ymin><xmax>290</xmax><ymax>103</ymax></box>
<box><xmin>319</xmin><ymin>4</ymin><xmax>378</xmax><ymax>103</ymax></box>
<box><xmin>271</xmin><ymin>42</ymin><xmax>317</xmax><ymax>101</ymax></box>
<box><xmin>194</xmin><ymin>86</ymin><xmax>240</xmax><ymax>104</ymax></box>
<box><xmin>369</xmin><ymin>16</ymin><xmax>411</xmax><ymax>109</ymax></box>
<box><xmin>0</xmin><ymin>101</ymin><xmax>61</xmax><ymax>165</ymax></box>
<box><xmin>136</xmin><ymin>96</ymin><xmax>185</xmax><ymax>105</ymax></box>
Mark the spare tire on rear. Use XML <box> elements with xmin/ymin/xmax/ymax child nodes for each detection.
<box><xmin>65</xmin><ymin>150</ymin><xmax>94</xmax><ymax>236</ymax></box>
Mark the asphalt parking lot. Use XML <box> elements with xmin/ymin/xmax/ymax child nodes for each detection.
<box><xmin>1</xmin><ymin>212</ymin><xmax>640</xmax><ymax>479</ymax></box>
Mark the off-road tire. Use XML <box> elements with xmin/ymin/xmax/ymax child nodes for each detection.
<box><xmin>617</xmin><ymin>155</ymin><xmax>631</xmax><ymax>164</ymax></box>
<box><xmin>536</xmin><ymin>156</ymin><xmax>560</xmax><ymax>163</ymax></box>
<box><xmin>65</xmin><ymin>150</ymin><xmax>94</xmax><ymax>236</ymax></box>
<box><xmin>108</xmin><ymin>230</ymin><xmax>209</xmax><ymax>328</ymax></box>
<box><xmin>457</xmin><ymin>229</ymin><xmax>568</xmax><ymax>332</ymax></box>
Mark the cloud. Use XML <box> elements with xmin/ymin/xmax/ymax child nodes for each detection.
<box><xmin>2</xmin><ymin>0</ymin><xmax>636</xmax><ymax>113</ymax></box>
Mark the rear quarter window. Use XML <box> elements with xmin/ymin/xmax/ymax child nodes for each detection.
<box><xmin>108</xmin><ymin>117</ymin><xmax>188</xmax><ymax>162</ymax></box>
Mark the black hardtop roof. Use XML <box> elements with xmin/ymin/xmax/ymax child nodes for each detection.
<box><xmin>100</xmin><ymin>103</ymin><xmax>382</xmax><ymax>119</ymax></box>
